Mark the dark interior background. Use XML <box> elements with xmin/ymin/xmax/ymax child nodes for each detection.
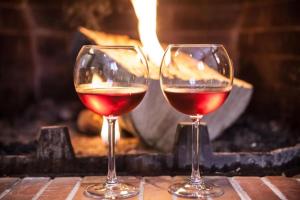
<box><xmin>0</xmin><ymin>0</ymin><xmax>299</xmax><ymax>151</ymax></box>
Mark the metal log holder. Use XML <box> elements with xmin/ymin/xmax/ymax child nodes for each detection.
<box><xmin>1</xmin><ymin>123</ymin><xmax>299</xmax><ymax>176</ymax></box>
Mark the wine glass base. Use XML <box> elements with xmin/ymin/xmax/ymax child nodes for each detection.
<box><xmin>85</xmin><ymin>182</ymin><xmax>139</xmax><ymax>199</ymax></box>
<box><xmin>168</xmin><ymin>180</ymin><xmax>223</xmax><ymax>198</ymax></box>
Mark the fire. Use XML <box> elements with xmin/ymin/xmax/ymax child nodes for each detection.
<box><xmin>91</xmin><ymin>73</ymin><xmax>103</xmax><ymax>87</ymax></box>
<box><xmin>131</xmin><ymin>0</ymin><xmax>164</xmax><ymax>66</ymax></box>
<box><xmin>98</xmin><ymin>0</ymin><xmax>164</xmax><ymax>144</ymax></box>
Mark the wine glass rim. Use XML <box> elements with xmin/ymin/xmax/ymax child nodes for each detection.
<box><xmin>167</xmin><ymin>44</ymin><xmax>224</xmax><ymax>48</ymax></box>
<box><xmin>81</xmin><ymin>44</ymin><xmax>142</xmax><ymax>50</ymax></box>
<box><xmin>76</xmin><ymin>44</ymin><xmax>150</xmax><ymax>82</ymax></box>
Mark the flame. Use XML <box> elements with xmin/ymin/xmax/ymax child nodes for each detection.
<box><xmin>131</xmin><ymin>0</ymin><xmax>164</xmax><ymax>66</ymax></box>
<box><xmin>91</xmin><ymin>73</ymin><xmax>103</xmax><ymax>88</ymax></box>
<box><xmin>101</xmin><ymin>118</ymin><xmax>121</xmax><ymax>145</ymax></box>
<box><xmin>98</xmin><ymin>0</ymin><xmax>165</xmax><ymax>143</ymax></box>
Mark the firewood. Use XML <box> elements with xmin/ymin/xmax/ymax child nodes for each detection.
<box><xmin>78</xmin><ymin>27</ymin><xmax>253</xmax><ymax>152</ymax></box>
<box><xmin>36</xmin><ymin>126</ymin><xmax>75</xmax><ymax>160</ymax></box>
<box><xmin>79</xmin><ymin>27</ymin><xmax>159</xmax><ymax>79</ymax></box>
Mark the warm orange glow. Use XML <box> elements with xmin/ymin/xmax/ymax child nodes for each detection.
<box><xmin>101</xmin><ymin>118</ymin><xmax>121</xmax><ymax>145</ymax></box>
<box><xmin>200</xmin><ymin>93</ymin><xmax>227</xmax><ymax>114</ymax></box>
<box><xmin>90</xmin><ymin>74</ymin><xmax>121</xmax><ymax>144</ymax></box>
<box><xmin>131</xmin><ymin>0</ymin><xmax>164</xmax><ymax>66</ymax></box>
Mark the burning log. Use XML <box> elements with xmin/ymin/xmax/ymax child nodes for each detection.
<box><xmin>79</xmin><ymin>27</ymin><xmax>253</xmax><ymax>152</ymax></box>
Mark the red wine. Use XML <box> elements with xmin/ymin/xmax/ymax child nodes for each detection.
<box><xmin>164</xmin><ymin>87</ymin><xmax>230</xmax><ymax>115</ymax></box>
<box><xmin>76</xmin><ymin>86</ymin><xmax>146</xmax><ymax>116</ymax></box>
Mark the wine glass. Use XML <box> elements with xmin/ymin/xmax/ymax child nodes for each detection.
<box><xmin>160</xmin><ymin>44</ymin><xmax>233</xmax><ymax>198</ymax></box>
<box><xmin>74</xmin><ymin>45</ymin><xmax>148</xmax><ymax>199</ymax></box>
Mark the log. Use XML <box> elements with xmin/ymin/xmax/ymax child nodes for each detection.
<box><xmin>37</xmin><ymin>126</ymin><xmax>75</xmax><ymax>160</ymax></box>
<box><xmin>78</xmin><ymin>27</ymin><xmax>253</xmax><ymax>152</ymax></box>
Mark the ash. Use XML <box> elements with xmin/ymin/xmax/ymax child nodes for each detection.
<box><xmin>212</xmin><ymin>114</ymin><xmax>300</xmax><ymax>152</ymax></box>
<box><xmin>0</xmin><ymin>99</ymin><xmax>82</xmax><ymax>155</ymax></box>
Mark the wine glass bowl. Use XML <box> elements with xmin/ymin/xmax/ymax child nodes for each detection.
<box><xmin>74</xmin><ymin>45</ymin><xmax>148</xmax><ymax>199</ymax></box>
<box><xmin>160</xmin><ymin>44</ymin><xmax>233</xmax><ymax>198</ymax></box>
<box><xmin>74</xmin><ymin>45</ymin><xmax>148</xmax><ymax>117</ymax></box>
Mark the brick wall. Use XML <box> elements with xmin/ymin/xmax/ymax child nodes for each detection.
<box><xmin>0</xmin><ymin>0</ymin><xmax>74</xmax><ymax>116</ymax></box>
<box><xmin>0</xmin><ymin>0</ymin><xmax>299</xmax><ymax>128</ymax></box>
<box><xmin>237</xmin><ymin>0</ymin><xmax>300</xmax><ymax>127</ymax></box>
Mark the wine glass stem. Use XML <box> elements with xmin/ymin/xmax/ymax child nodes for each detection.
<box><xmin>106</xmin><ymin>116</ymin><xmax>118</xmax><ymax>185</ymax></box>
<box><xmin>190</xmin><ymin>116</ymin><xmax>203</xmax><ymax>185</ymax></box>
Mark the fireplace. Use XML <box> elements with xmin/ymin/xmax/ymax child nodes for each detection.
<box><xmin>0</xmin><ymin>0</ymin><xmax>299</xmax><ymax>176</ymax></box>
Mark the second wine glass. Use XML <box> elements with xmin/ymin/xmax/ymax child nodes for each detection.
<box><xmin>160</xmin><ymin>44</ymin><xmax>233</xmax><ymax>198</ymax></box>
<box><xmin>74</xmin><ymin>45</ymin><xmax>149</xmax><ymax>199</ymax></box>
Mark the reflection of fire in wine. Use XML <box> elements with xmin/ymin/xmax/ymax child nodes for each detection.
<box><xmin>77</xmin><ymin>87</ymin><xmax>146</xmax><ymax>117</ymax></box>
<box><xmin>164</xmin><ymin>87</ymin><xmax>231</xmax><ymax>115</ymax></box>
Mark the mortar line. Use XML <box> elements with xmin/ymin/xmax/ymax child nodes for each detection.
<box><xmin>138</xmin><ymin>177</ymin><xmax>145</xmax><ymax>200</ymax></box>
<box><xmin>32</xmin><ymin>179</ymin><xmax>53</xmax><ymax>200</ymax></box>
<box><xmin>228</xmin><ymin>177</ymin><xmax>251</xmax><ymax>200</ymax></box>
<box><xmin>0</xmin><ymin>179</ymin><xmax>22</xmax><ymax>199</ymax></box>
<box><xmin>261</xmin><ymin>177</ymin><xmax>287</xmax><ymax>200</ymax></box>
<box><xmin>65</xmin><ymin>178</ymin><xmax>82</xmax><ymax>200</ymax></box>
